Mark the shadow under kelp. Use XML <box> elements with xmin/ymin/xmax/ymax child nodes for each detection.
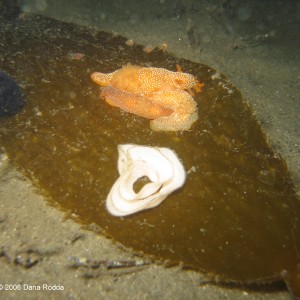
<box><xmin>0</xmin><ymin>13</ymin><xmax>299</xmax><ymax>298</ymax></box>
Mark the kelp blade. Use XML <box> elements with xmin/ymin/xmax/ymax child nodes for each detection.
<box><xmin>0</xmin><ymin>14</ymin><xmax>299</xmax><ymax>296</ymax></box>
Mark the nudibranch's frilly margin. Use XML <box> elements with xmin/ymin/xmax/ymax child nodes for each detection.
<box><xmin>91</xmin><ymin>65</ymin><xmax>204</xmax><ymax>131</ymax></box>
<box><xmin>106</xmin><ymin>144</ymin><xmax>186</xmax><ymax>216</ymax></box>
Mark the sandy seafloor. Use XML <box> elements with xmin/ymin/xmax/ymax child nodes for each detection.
<box><xmin>0</xmin><ymin>0</ymin><xmax>299</xmax><ymax>299</ymax></box>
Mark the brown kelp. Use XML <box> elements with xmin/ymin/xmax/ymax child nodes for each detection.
<box><xmin>0</xmin><ymin>14</ymin><xmax>299</xmax><ymax>297</ymax></box>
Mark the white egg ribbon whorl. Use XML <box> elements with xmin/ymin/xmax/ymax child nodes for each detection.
<box><xmin>106</xmin><ymin>144</ymin><xmax>186</xmax><ymax>217</ymax></box>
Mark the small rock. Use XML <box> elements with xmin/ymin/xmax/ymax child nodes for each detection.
<box><xmin>0</xmin><ymin>72</ymin><xmax>25</xmax><ymax>117</ymax></box>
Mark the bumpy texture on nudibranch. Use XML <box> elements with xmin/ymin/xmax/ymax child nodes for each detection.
<box><xmin>91</xmin><ymin>65</ymin><xmax>203</xmax><ymax>131</ymax></box>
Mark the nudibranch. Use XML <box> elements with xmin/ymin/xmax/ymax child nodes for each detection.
<box><xmin>106</xmin><ymin>144</ymin><xmax>186</xmax><ymax>216</ymax></box>
<box><xmin>91</xmin><ymin>65</ymin><xmax>204</xmax><ymax>131</ymax></box>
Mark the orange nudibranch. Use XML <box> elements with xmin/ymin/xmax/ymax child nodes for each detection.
<box><xmin>101</xmin><ymin>86</ymin><xmax>173</xmax><ymax>119</ymax></box>
<box><xmin>91</xmin><ymin>65</ymin><xmax>203</xmax><ymax>131</ymax></box>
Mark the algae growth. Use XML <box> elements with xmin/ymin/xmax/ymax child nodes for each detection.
<box><xmin>0</xmin><ymin>14</ymin><xmax>299</xmax><ymax>295</ymax></box>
